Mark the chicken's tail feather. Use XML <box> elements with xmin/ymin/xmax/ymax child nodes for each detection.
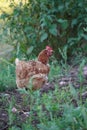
<box><xmin>15</xmin><ymin>58</ymin><xmax>19</xmax><ymax>65</ymax></box>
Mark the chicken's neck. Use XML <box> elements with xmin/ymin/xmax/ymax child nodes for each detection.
<box><xmin>37</xmin><ymin>49</ymin><xmax>49</xmax><ymax>65</ymax></box>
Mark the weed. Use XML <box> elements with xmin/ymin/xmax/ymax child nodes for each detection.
<box><xmin>0</xmin><ymin>60</ymin><xmax>16</xmax><ymax>91</ymax></box>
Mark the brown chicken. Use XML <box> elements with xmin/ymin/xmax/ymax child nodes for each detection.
<box><xmin>15</xmin><ymin>46</ymin><xmax>53</xmax><ymax>90</ymax></box>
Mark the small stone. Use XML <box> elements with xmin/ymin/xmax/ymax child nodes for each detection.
<box><xmin>82</xmin><ymin>91</ymin><xmax>87</xmax><ymax>99</ymax></box>
<box><xmin>23</xmin><ymin>111</ymin><xmax>30</xmax><ymax>117</ymax></box>
<box><xmin>12</xmin><ymin>107</ymin><xmax>17</xmax><ymax>113</ymax></box>
<box><xmin>59</xmin><ymin>81</ymin><xmax>68</xmax><ymax>86</ymax></box>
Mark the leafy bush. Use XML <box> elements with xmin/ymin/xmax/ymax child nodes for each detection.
<box><xmin>0</xmin><ymin>0</ymin><xmax>87</xmax><ymax>59</ymax></box>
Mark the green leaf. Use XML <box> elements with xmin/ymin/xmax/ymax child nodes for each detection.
<box><xmin>83</xmin><ymin>27</ymin><xmax>87</xmax><ymax>32</ymax></box>
<box><xmin>82</xmin><ymin>107</ymin><xmax>87</xmax><ymax>128</ymax></box>
<box><xmin>84</xmin><ymin>17</ymin><xmax>87</xmax><ymax>22</ymax></box>
<box><xmin>49</xmin><ymin>24</ymin><xmax>57</xmax><ymax>36</ymax></box>
<box><xmin>69</xmin><ymin>84</ymin><xmax>78</xmax><ymax>99</ymax></box>
<box><xmin>57</xmin><ymin>19</ymin><xmax>68</xmax><ymax>30</ymax></box>
<box><xmin>81</xmin><ymin>33</ymin><xmax>87</xmax><ymax>40</ymax></box>
<box><xmin>40</xmin><ymin>32</ymin><xmax>48</xmax><ymax>42</ymax></box>
<box><xmin>17</xmin><ymin>88</ymin><xmax>28</xmax><ymax>94</ymax></box>
<box><xmin>9</xmin><ymin>126</ymin><xmax>21</xmax><ymax>130</ymax></box>
<box><xmin>71</xmin><ymin>19</ymin><xmax>78</xmax><ymax>28</ymax></box>
<box><xmin>27</xmin><ymin>46</ymin><xmax>34</xmax><ymax>55</ymax></box>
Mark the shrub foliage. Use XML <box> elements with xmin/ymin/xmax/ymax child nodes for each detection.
<box><xmin>0</xmin><ymin>0</ymin><xmax>87</xmax><ymax>59</ymax></box>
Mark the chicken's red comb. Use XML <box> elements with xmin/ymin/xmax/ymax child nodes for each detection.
<box><xmin>46</xmin><ymin>46</ymin><xmax>53</xmax><ymax>50</ymax></box>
